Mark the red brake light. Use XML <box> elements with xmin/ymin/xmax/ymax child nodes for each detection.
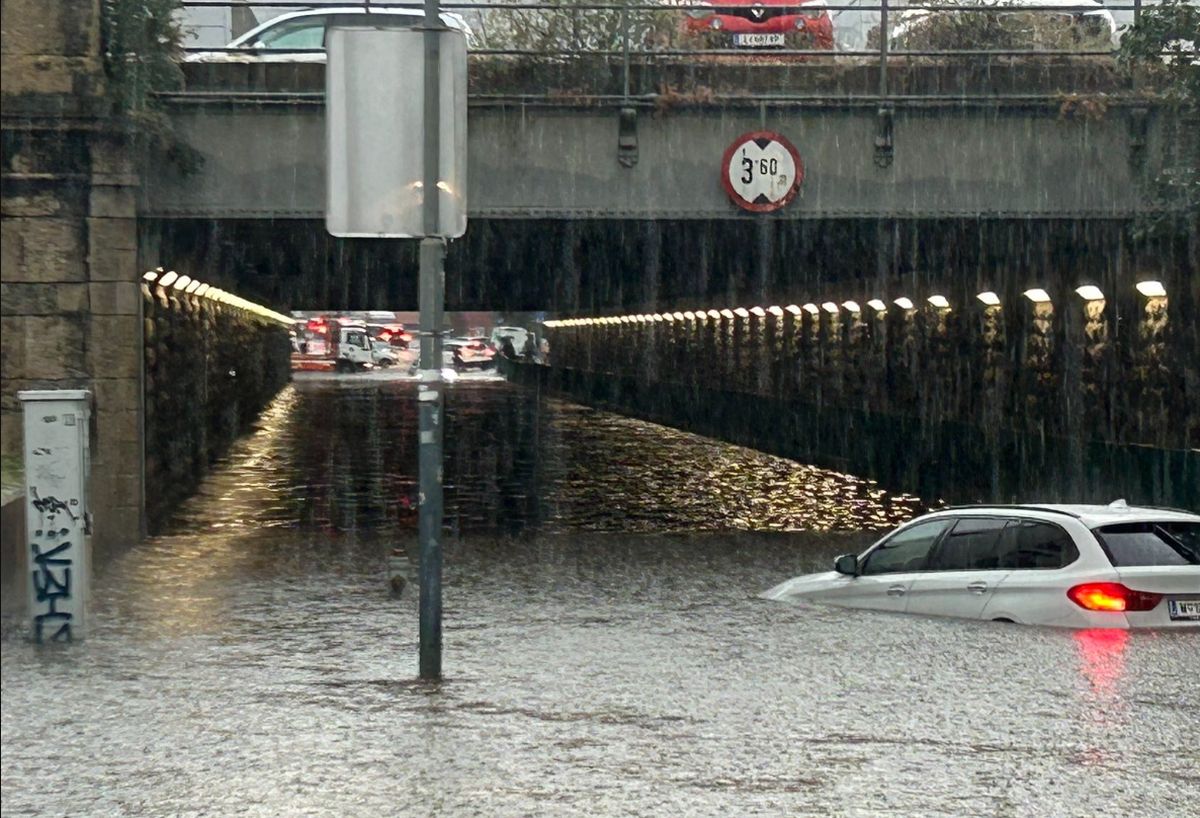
<box><xmin>1067</xmin><ymin>582</ymin><xmax>1162</xmax><ymax>613</ymax></box>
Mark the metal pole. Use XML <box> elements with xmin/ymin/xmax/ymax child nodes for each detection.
<box><xmin>879</xmin><ymin>0</ymin><xmax>889</xmax><ymax>100</ymax></box>
<box><xmin>419</xmin><ymin>0</ymin><xmax>445</xmax><ymax>681</ymax></box>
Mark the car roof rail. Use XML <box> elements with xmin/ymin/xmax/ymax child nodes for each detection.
<box><xmin>938</xmin><ymin>504</ymin><xmax>1084</xmax><ymax>519</ymax></box>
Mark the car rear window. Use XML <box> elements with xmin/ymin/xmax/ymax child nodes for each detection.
<box><xmin>996</xmin><ymin>521</ymin><xmax>1079</xmax><ymax>569</ymax></box>
<box><xmin>1093</xmin><ymin>522</ymin><xmax>1200</xmax><ymax>567</ymax></box>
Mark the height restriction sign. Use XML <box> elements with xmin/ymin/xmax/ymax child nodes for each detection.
<box><xmin>720</xmin><ymin>131</ymin><xmax>804</xmax><ymax>213</ymax></box>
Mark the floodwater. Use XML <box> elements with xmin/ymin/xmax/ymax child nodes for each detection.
<box><xmin>2</xmin><ymin>378</ymin><xmax>1197</xmax><ymax>817</ymax></box>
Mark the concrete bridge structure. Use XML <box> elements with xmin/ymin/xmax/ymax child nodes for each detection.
<box><xmin>153</xmin><ymin>62</ymin><xmax>1169</xmax><ymax>221</ymax></box>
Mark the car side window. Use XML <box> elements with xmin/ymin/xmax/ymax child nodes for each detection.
<box><xmin>257</xmin><ymin>19</ymin><xmax>326</xmax><ymax>49</ymax></box>
<box><xmin>997</xmin><ymin>520</ymin><xmax>1079</xmax><ymax>569</ymax></box>
<box><xmin>860</xmin><ymin>520</ymin><xmax>952</xmax><ymax>575</ymax></box>
<box><xmin>927</xmin><ymin>517</ymin><xmax>1008</xmax><ymax>571</ymax></box>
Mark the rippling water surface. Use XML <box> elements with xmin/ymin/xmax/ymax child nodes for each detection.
<box><xmin>2</xmin><ymin>378</ymin><xmax>1196</xmax><ymax>817</ymax></box>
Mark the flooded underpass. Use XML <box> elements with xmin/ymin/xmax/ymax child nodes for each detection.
<box><xmin>2</xmin><ymin>377</ymin><xmax>1197</xmax><ymax>816</ymax></box>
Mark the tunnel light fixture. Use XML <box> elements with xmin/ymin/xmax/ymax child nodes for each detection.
<box><xmin>802</xmin><ymin>303</ymin><xmax>820</xmax><ymax>315</ymax></box>
<box><xmin>185</xmin><ymin>280</ymin><xmax>201</xmax><ymax>294</ymax></box>
<box><xmin>927</xmin><ymin>294</ymin><xmax>950</xmax><ymax>309</ymax></box>
<box><xmin>768</xmin><ymin>306</ymin><xmax>784</xmax><ymax>317</ymax></box>
<box><xmin>720</xmin><ymin>308</ymin><xmax>735</xmax><ymax>319</ymax></box>
<box><xmin>841</xmin><ymin>300</ymin><xmax>861</xmax><ymax>314</ymax></box>
<box><xmin>867</xmin><ymin>299</ymin><xmax>887</xmax><ymax>313</ymax></box>
<box><xmin>734</xmin><ymin>307</ymin><xmax>750</xmax><ymax>318</ymax></box>
<box><xmin>654</xmin><ymin>313</ymin><xmax>666</xmax><ymax>322</ymax></box>
<box><xmin>1075</xmin><ymin>285</ymin><xmax>1105</xmax><ymax>302</ymax></box>
<box><xmin>785</xmin><ymin>304</ymin><xmax>803</xmax><ymax>316</ymax></box>
<box><xmin>821</xmin><ymin>301</ymin><xmax>839</xmax><ymax>314</ymax></box>
<box><xmin>142</xmin><ymin>270</ymin><xmax>158</xmax><ymax>282</ymax></box>
<box><xmin>158</xmin><ymin>270</ymin><xmax>178</xmax><ymax>288</ymax></box>
<box><xmin>976</xmin><ymin>291</ymin><xmax>1001</xmax><ymax>307</ymax></box>
<box><xmin>194</xmin><ymin>284</ymin><xmax>210</xmax><ymax>297</ymax></box>
<box><xmin>893</xmin><ymin>297</ymin><xmax>914</xmax><ymax>310</ymax></box>
<box><xmin>672</xmin><ymin>312</ymin><xmax>685</xmax><ymax>321</ymax></box>
<box><xmin>707</xmin><ymin>309</ymin><xmax>721</xmax><ymax>320</ymax></box>
<box><xmin>750</xmin><ymin>306</ymin><xmax>767</xmax><ymax>317</ymax></box>
<box><xmin>1135</xmin><ymin>280</ymin><xmax>1167</xmax><ymax>298</ymax></box>
<box><xmin>173</xmin><ymin>275</ymin><xmax>192</xmax><ymax>291</ymax></box>
<box><xmin>1022</xmin><ymin>288</ymin><xmax>1052</xmax><ymax>304</ymax></box>
<box><xmin>683</xmin><ymin>311</ymin><xmax>696</xmax><ymax>321</ymax></box>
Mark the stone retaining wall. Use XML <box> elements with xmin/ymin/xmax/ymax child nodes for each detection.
<box><xmin>141</xmin><ymin>281</ymin><xmax>291</xmax><ymax>531</ymax></box>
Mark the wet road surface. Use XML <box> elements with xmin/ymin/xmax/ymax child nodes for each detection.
<box><xmin>2</xmin><ymin>377</ymin><xmax>1197</xmax><ymax>816</ymax></box>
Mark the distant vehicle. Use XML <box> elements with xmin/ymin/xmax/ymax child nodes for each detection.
<box><xmin>762</xmin><ymin>503</ymin><xmax>1200</xmax><ymax>629</ymax></box>
<box><xmin>490</xmin><ymin>326</ymin><xmax>532</xmax><ymax>358</ymax></box>
<box><xmin>367</xmin><ymin>323</ymin><xmax>413</xmax><ymax>350</ymax></box>
<box><xmin>447</xmin><ymin>337</ymin><xmax>497</xmax><ymax>370</ymax></box>
<box><xmin>185</xmin><ymin>7</ymin><xmax>474</xmax><ymax>63</ymax></box>
<box><xmin>683</xmin><ymin>0</ymin><xmax>834</xmax><ymax>51</ymax></box>
<box><xmin>292</xmin><ymin>317</ymin><xmax>375</xmax><ymax>372</ymax></box>
<box><xmin>888</xmin><ymin>0</ymin><xmax>1118</xmax><ymax>49</ymax></box>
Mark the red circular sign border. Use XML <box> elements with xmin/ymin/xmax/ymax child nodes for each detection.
<box><xmin>720</xmin><ymin>131</ymin><xmax>805</xmax><ymax>214</ymax></box>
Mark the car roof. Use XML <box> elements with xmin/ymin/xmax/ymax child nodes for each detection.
<box><xmin>229</xmin><ymin>8</ymin><xmax>472</xmax><ymax>47</ymax></box>
<box><xmin>924</xmin><ymin>503</ymin><xmax>1199</xmax><ymax>528</ymax></box>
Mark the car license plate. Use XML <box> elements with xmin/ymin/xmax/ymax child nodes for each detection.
<box><xmin>733</xmin><ymin>33</ymin><xmax>785</xmax><ymax>48</ymax></box>
<box><xmin>1167</xmin><ymin>598</ymin><xmax>1200</xmax><ymax>620</ymax></box>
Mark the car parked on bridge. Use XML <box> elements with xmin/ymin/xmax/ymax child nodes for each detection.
<box><xmin>683</xmin><ymin>0</ymin><xmax>835</xmax><ymax>52</ymax></box>
<box><xmin>448</xmin><ymin>337</ymin><xmax>498</xmax><ymax>370</ymax></box>
<box><xmin>185</xmin><ymin>7</ymin><xmax>474</xmax><ymax>63</ymax></box>
<box><xmin>762</xmin><ymin>502</ymin><xmax>1200</xmax><ymax>629</ymax></box>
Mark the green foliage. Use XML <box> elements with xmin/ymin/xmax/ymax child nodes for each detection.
<box><xmin>872</xmin><ymin>2</ymin><xmax>1115</xmax><ymax>52</ymax></box>
<box><xmin>100</xmin><ymin>0</ymin><xmax>185</xmax><ymax>114</ymax></box>
<box><xmin>1117</xmin><ymin>0</ymin><xmax>1199</xmax><ymax>237</ymax></box>
<box><xmin>1117</xmin><ymin>0</ymin><xmax>1200</xmax><ymax>103</ymax></box>
<box><xmin>472</xmin><ymin>1</ymin><xmax>681</xmax><ymax>54</ymax></box>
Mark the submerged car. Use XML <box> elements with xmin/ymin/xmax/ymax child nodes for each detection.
<box><xmin>683</xmin><ymin>0</ymin><xmax>834</xmax><ymax>51</ymax></box>
<box><xmin>185</xmin><ymin>7</ymin><xmax>473</xmax><ymax>62</ymax></box>
<box><xmin>763</xmin><ymin>503</ymin><xmax>1200</xmax><ymax>629</ymax></box>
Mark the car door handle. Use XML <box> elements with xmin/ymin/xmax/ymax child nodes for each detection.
<box><xmin>967</xmin><ymin>581</ymin><xmax>989</xmax><ymax>594</ymax></box>
<box><xmin>886</xmin><ymin>585</ymin><xmax>906</xmax><ymax>597</ymax></box>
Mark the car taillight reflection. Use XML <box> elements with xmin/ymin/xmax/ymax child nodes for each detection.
<box><xmin>1067</xmin><ymin>582</ymin><xmax>1162</xmax><ymax>612</ymax></box>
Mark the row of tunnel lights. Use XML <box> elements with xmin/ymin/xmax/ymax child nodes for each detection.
<box><xmin>141</xmin><ymin>269</ymin><xmax>293</xmax><ymax>326</ymax></box>
<box><xmin>542</xmin><ymin>280</ymin><xmax>1169</xmax><ymax>328</ymax></box>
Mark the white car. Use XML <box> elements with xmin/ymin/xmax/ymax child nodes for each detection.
<box><xmin>763</xmin><ymin>502</ymin><xmax>1200</xmax><ymax>629</ymax></box>
<box><xmin>888</xmin><ymin>0</ymin><xmax>1118</xmax><ymax>48</ymax></box>
<box><xmin>185</xmin><ymin>7</ymin><xmax>473</xmax><ymax>63</ymax></box>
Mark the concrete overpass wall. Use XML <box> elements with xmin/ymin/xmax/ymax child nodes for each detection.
<box><xmin>146</xmin><ymin>99</ymin><xmax>1167</xmax><ymax>220</ymax></box>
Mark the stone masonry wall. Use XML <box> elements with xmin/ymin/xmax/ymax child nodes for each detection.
<box><xmin>2</xmin><ymin>0</ymin><xmax>146</xmax><ymax>548</ymax></box>
<box><xmin>141</xmin><ymin>279</ymin><xmax>291</xmax><ymax>532</ymax></box>
<box><xmin>542</xmin><ymin>276</ymin><xmax>1199</xmax><ymax>507</ymax></box>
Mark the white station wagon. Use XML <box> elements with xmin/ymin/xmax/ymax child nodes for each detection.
<box><xmin>763</xmin><ymin>502</ymin><xmax>1200</xmax><ymax>629</ymax></box>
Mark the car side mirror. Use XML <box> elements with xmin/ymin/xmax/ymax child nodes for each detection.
<box><xmin>834</xmin><ymin>554</ymin><xmax>858</xmax><ymax>576</ymax></box>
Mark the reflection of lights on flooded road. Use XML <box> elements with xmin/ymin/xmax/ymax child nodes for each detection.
<box><xmin>1074</xmin><ymin>627</ymin><xmax>1129</xmax><ymax>698</ymax></box>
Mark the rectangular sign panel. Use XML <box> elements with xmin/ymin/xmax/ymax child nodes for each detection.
<box><xmin>327</xmin><ymin>24</ymin><xmax>468</xmax><ymax>238</ymax></box>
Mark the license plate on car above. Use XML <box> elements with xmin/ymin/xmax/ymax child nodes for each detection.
<box><xmin>1167</xmin><ymin>598</ymin><xmax>1200</xmax><ymax>620</ymax></box>
<box><xmin>733</xmin><ymin>33</ymin><xmax>785</xmax><ymax>48</ymax></box>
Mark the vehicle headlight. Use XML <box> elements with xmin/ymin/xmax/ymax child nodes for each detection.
<box><xmin>710</xmin><ymin>17</ymin><xmax>723</xmax><ymax>29</ymax></box>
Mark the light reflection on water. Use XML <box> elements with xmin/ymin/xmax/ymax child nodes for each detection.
<box><xmin>167</xmin><ymin>378</ymin><xmax>926</xmax><ymax>537</ymax></box>
<box><xmin>2</xmin><ymin>380</ymin><xmax>1196</xmax><ymax>817</ymax></box>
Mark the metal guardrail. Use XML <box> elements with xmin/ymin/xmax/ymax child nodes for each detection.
<box><xmin>176</xmin><ymin>0</ymin><xmax>1152</xmax><ymax>101</ymax></box>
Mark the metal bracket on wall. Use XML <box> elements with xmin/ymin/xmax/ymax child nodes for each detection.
<box><xmin>874</xmin><ymin>104</ymin><xmax>895</xmax><ymax>169</ymax></box>
<box><xmin>618</xmin><ymin>106</ymin><xmax>638</xmax><ymax>169</ymax></box>
<box><xmin>1128</xmin><ymin>106</ymin><xmax>1149</xmax><ymax>168</ymax></box>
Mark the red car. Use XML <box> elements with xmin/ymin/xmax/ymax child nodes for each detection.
<box><xmin>684</xmin><ymin>1</ymin><xmax>834</xmax><ymax>51</ymax></box>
